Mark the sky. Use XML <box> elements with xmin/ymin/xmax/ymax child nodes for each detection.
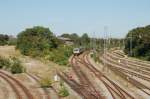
<box><xmin>0</xmin><ymin>0</ymin><xmax>150</xmax><ymax>38</ymax></box>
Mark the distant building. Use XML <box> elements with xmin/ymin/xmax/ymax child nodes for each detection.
<box><xmin>57</xmin><ymin>36</ymin><xmax>74</xmax><ymax>45</ymax></box>
<box><xmin>9</xmin><ymin>35</ymin><xmax>16</xmax><ymax>40</ymax></box>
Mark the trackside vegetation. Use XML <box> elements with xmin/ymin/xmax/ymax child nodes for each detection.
<box><xmin>16</xmin><ymin>26</ymin><xmax>73</xmax><ymax>65</ymax></box>
<box><xmin>46</xmin><ymin>45</ymin><xmax>73</xmax><ymax>65</ymax></box>
<box><xmin>124</xmin><ymin>25</ymin><xmax>150</xmax><ymax>61</ymax></box>
<box><xmin>0</xmin><ymin>56</ymin><xmax>10</xmax><ymax>69</ymax></box>
<box><xmin>16</xmin><ymin>26</ymin><xmax>58</xmax><ymax>57</ymax></box>
<box><xmin>10</xmin><ymin>57</ymin><xmax>25</xmax><ymax>74</ymax></box>
<box><xmin>58</xmin><ymin>82</ymin><xmax>69</xmax><ymax>97</ymax></box>
<box><xmin>0</xmin><ymin>56</ymin><xmax>25</xmax><ymax>74</ymax></box>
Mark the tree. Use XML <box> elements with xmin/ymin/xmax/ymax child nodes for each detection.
<box><xmin>124</xmin><ymin>25</ymin><xmax>150</xmax><ymax>60</ymax></box>
<box><xmin>16</xmin><ymin>26</ymin><xmax>58</xmax><ymax>57</ymax></box>
<box><xmin>0</xmin><ymin>34</ymin><xmax>9</xmax><ymax>45</ymax></box>
<box><xmin>80</xmin><ymin>33</ymin><xmax>90</xmax><ymax>47</ymax></box>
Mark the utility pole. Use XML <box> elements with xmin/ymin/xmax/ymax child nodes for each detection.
<box><xmin>108</xmin><ymin>28</ymin><xmax>111</xmax><ymax>49</ymax></box>
<box><xmin>90</xmin><ymin>32</ymin><xmax>92</xmax><ymax>50</ymax></box>
<box><xmin>92</xmin><ymin>32</ymin><xmax>94</xmax><ymax>51</ymax></box>
<box><xmin>130</xmin><ymin>33</ymin><xmax>132</xmax><ymax>56</ymax></box>
<box><xmin>94</xmin><ymin>32</ymin><xmax>97</xmax><ymax>52</ymax></box>
<box><xmin>127</xmin><ymin>33</ymin><xmax>132</xmax><ymax>56</ymax></box>
<box><xmin>103</xmin><ymin>26</ymin><xmax>108</xmax><ymax>72</ymax></box>
<box><xmin>93</xmin><ymin>32</ymin><xmax>95</xmax><ymax>51</ymax></box>
<box><xmin>123</xmin><ymin>39</ymin><xmax>125</xmax><ymax>50</ymax></box>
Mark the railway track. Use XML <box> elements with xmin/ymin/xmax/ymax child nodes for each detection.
<box><xmin>104</xmin><ymin>64</ymin><xmax>150</xmax><ymax>96</ymax></box>
<box><xmin>104</xmin><ymin>51</ymin><xmax>150</xmax><ymax>82</ymax></box>
<box><xmin>26</xmin><ymin>73</ymin><xmax>52</xmax><ymax>99</ymax></box>
<box><xmin>57</xmin><ymin>71</ymin><xmax>93</xmax><ymax>99</ymax></box>
<box><xmin>106</xmin><ymin>51</ymin><xmax>150</xmax><ymax>74</ymax></box>
<box><xmin>103</xmin><ymin>53</ymin><xmax>150</xmax><ymax>81</ymax></box>
<box><xmin>74</xmin><ymin>53</ymin><xmax>126</xmax><ymax>99</ymax></box>
<box><xmin>79</xmin><ymin>52</ymin><xmax>135</xmax><ymax>99</ymax></box>
<box><xmin>101</xmin><ymin>51</ymin><xmax>150</xmax><ymax>96</ymax></box>
<box><xmin>109</xmin><ymin>51</ymin><xmax>150</xmax><ymax>68</ymax></box>
<box><xmin>0</xmin><ymin>70</ymin><xmax>34</xmax><ymax>99</ymax></box>
<box><xmin>112</xmin><ymin>51</ymin><xmax>150</xmax><ymax>77</ymax></box>
<box><xmin>0</xmin><ymin>80</ymin><xmax>9</xmax><ymax>99</ymax></box>
<box><xmin>113</xmin><ymin>50</ymin><xmax>150</xmax><ymax>67</ymax></box>
<box><xmin>58</xmin><ymin>55</ymin><xmax>103</xmax><ymax>99</ymax></box>
<box><xmin>71</xmin><ymin>56</ymin><xmax>102</xmax><ymax>99</ymax></box>
<box><xmin>0</xmin><ymin>72</ymin><xmax>22</xmax><ymax>99</ymax></box>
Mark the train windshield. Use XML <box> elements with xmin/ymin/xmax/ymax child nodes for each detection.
<box><xmin>73</xmin><ymin>48</ymin><xmax>79</xmax><ymax>51</ymax></box>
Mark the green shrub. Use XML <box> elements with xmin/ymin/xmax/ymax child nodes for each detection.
<box><xmin>0</xmin><ymin>56</ymin><xmax>25</xmax><ymax>74</ymax></box>
<box><xmin>48</xmin><ymin>45</ymin><xmax>73</xmax><ymax>65</ymax></box>
<box><xmin>0</xmin><ymin>56</ymin><xmax>11</xmax><ymax>69</ymax></box>
<box><xmin>10</xmin><ymin>57</ymin><xmax>25</xmax><ymax>74</ymax></box>
<box><xmin>58</xmin><ymin>86</ymin><xmax>69</xmax><ymax>97</ymax></box>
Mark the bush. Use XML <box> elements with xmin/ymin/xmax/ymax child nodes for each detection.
<box><xmin>58</xmin><ymin>86</ymin><xmax>69</xmax><ymax>97</ymax></box>
<box><xmin>47</xmin><ymin>45</ymin><xmax>73</xmax><ymax>65</ymax></box>
<box><xmin>0</xmin><ymin>56</ymin><xmax>11</xmax><ymax>69</ymax></box>
<box><xmin>10</xmin><ymin>57</ymin><xmax>25</xmax><ymax>74</ymax></box>
<box><xmin>0</xmin><ymin>56</ymin><xmax>25</xmax><ymax>74</ymax></box>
